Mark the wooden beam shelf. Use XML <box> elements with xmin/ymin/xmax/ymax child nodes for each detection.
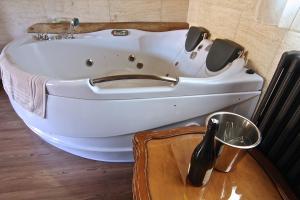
<box><xmin>27</xmin><ymin>22</ymin><xmax>189</xmax><ymax>34</ymax></box>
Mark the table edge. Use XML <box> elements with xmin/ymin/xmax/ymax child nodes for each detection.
<box><xmin>132</xmin><ymin>126</ymin><xmax>206</xmax><ymax>200</ymax></box>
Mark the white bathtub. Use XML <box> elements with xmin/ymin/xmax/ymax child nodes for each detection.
<box><xmin>2</xmin><ymin>29</ymin><xmax>263</xmax><ymax>162</ymax></box>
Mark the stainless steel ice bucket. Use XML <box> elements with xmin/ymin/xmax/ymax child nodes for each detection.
<box><xmin>206</xmin><ymin>112</ymin><xmax>261</xmax><ymax>172</ymax></box>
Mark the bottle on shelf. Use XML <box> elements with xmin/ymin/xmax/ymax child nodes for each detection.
<box><xmin>187</xmin><ymin>118</ymin><xmax>219</xmax><ymax>186</ymax></box>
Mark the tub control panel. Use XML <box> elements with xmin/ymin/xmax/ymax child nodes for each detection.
<box><xmin>111</xmin><ymin>30</ymin><xmax>129</xmax><ymax>36</ymax></box>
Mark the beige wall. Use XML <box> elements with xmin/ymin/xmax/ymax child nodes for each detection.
<box><xmin>188</xmin><ymin>0</ymin><xmax>300</xmax><ymax>92</ymax></box>
<box><xmin>0</xmin><ymin>0</ymin><xmax>189</xmax><ymax>48</ymax></box>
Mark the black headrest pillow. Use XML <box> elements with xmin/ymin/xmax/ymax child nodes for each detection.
<box><xmin>185</xmin><ymin>26</ymin><xmax>210</xmax><ymax>52</ymax></box>
<box><xmin>206</xmin><ymin>39</ymin><xmax>244</xmax><ymax>72</ymax></box>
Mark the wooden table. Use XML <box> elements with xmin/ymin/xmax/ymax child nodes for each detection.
<box><xmin>133</xmin><ymin>126</ymin><xmax>283</xmax><ymax>200</ymax></box>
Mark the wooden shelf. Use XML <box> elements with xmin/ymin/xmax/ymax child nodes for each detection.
<box><xmin>27</xmin><ymin>22</ymin><xmax>189</xmax><ymax>34</ymax></box>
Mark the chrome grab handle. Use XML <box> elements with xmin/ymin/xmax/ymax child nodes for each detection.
<box><xmin>89</xmin><ymin>74</ymin><xmax>178</xmax><ymax>86</ymax></box>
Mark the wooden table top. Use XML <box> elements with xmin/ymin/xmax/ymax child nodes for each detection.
<box><xmin>133</xmin><ymin>126</ymin><xmax>283</xmax><ymax>200</ymax></box>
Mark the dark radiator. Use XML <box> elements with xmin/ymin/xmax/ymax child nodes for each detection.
<box><xmin>252</xmin><ymin>51</ymin><xmax>300</xmax><ymax>197</ymax></box>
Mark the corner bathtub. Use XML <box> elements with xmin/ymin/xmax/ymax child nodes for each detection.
<box><xmin>2</xmin><ymin>29</ymin><xmax>263</xmax><ymax>162</ymax></box>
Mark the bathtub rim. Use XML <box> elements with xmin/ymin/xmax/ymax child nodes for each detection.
<box><xmin>1</xmin><ymin>29</ymin><xmax>264</xmax><ymax>100</ymax></box>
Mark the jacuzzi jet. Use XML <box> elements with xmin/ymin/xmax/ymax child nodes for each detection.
<box><xmin>86</xmin><ymin>59</ymin><xmax>94</xmax><ymax>67</ymax></box>
<box><xmin>128</xmin><ymin>54</ymin><xmax>135</xmax><ymax>62</ymax></box>
<box><xmin>190</xmin><ymin>52</ymin><xmax>197</xmax><ymax>59</ymax></box>
<box><xmin>136</xmin><ymin>62</ymin><xmax>143</xmax><ymax>69</ymax></box>
<box><xmin>197</xmin><ymin>44</ymin><xmax>203</xmax><ymax>50</ymax></box>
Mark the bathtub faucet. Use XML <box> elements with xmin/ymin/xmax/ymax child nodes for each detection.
<box><xmin>59</xmin><ymin>17</ymin><xmax>80</xmax><ymax>39</ymax></box>
<box><xmin>67</xmin><ymin>18</ymin><xmax>80</xmax><ymax>39</ymax></box>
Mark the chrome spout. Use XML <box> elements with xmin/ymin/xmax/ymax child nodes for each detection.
<box><xmin>68</xmin><ymin>18</ymin><xmax>80</xmax><ymax>39</ymax></box>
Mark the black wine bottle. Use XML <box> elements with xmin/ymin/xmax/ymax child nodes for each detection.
<box><xmin>187</xmin><ymin>118</ymin><xmax>219</xmax><ymax>186</ymax></box>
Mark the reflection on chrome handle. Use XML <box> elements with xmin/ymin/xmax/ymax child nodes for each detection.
<box><xmin>89</xmin><ymin>74</ymin><xmax>178</xmax><ymax>86</ymax></box>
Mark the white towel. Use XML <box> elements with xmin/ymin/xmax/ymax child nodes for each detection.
<box><xmin>0</xmin><ymin>54</ymin><xmax>48</xmax><ymax>118</ymax></box>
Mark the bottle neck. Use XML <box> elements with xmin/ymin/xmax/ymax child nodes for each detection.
<box><xmin>202</xmin><ymin>118</ymin><xmax>219</xmax><ymax>148</ymax></box>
